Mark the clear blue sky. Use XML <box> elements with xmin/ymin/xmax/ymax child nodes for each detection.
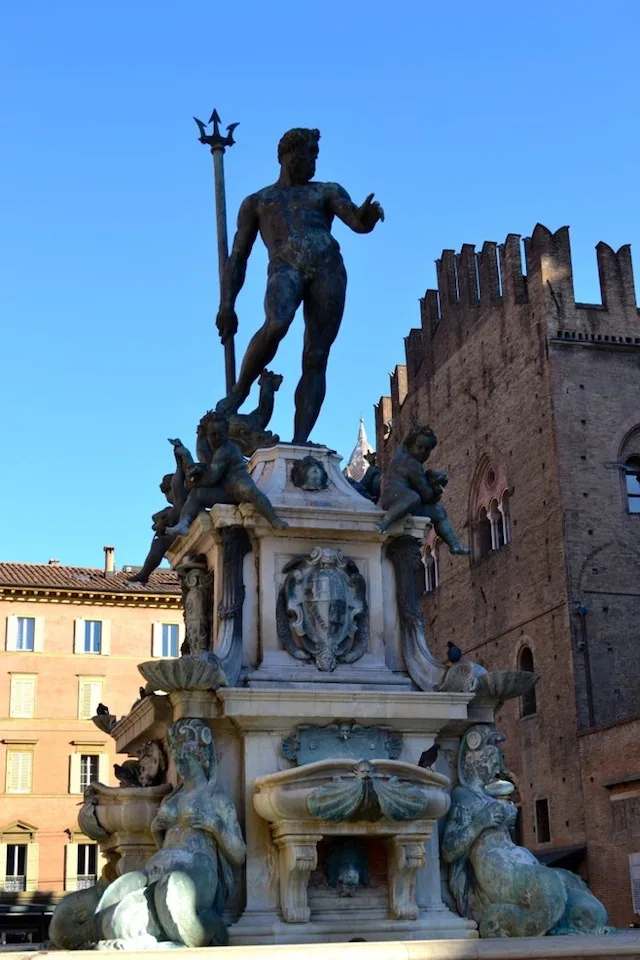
<box><xmin>2</xmin><ymin>1</ymin><xmax>639</xmax><ymax>569</ymax></box>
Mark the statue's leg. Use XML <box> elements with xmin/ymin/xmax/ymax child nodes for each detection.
<box><xmin>293</xmin><ymin>260</ymin><xmax>347</xmax><ymax>444</ymax></box>
<box><xmin>423</xmin><ymin>504</ymin><xmax>470</xmax><ymax>554</ymax></box>
<box><xmin>377</xmin><ymin>493</ymin><xmax>422</xmax><ymax>533</ymax></box>
<box><xmin>129</xmin><ymin>535</ymin><xmax>174</xmax><ymax>583</ymax></box>
<box><xmin>240</xmin><ymin>481</ymin><xmax>288</xmax><ymax>530</ymax></box>
<box><xmin>166</xmin><ymin>488</ymin><xmax>229</xmax><ymax>537</ymax></box>
<box><xmin>219</xmin><ymin>264</ymin><xmax>304</xmax><ymax>413</ymax></box>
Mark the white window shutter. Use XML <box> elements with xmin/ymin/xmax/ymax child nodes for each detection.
<box><xmin>69</xmin><ymin>753</ymin><xmax>81</xmax><ymax>794</ymax></box>
<box><xmin>64</xmin><ymin>843</ymin><xmax>78</xmax><ymax>891</ymax></box>
<box><xmin>74</xmin><ymin>618</ymin><xmax>85</xmax><ymax>654</ymax></box>
<box><xmin>152</xmin><ymin>623</ymin><xmax>163</xmax><ymax>658</ymax></box>
<box><xmin>78</xmin><ymin>680</ymin><xmax>102</xmax><ymax>720</ymax></box>
<box><xmin>100</xmin><ymin>620</ymin><xmax>112</xmax><ymax>656</ymax></box>
<box><xmin>25</xmin><ymin>842</ymin><xmax>39</xmax><ymax>891</ymax></box>
<box><xmin>98</xmin><ymin>753</ymin><xmax>110</xmax><ymax>786</ymax></box>
<box><xmin>33</xmin><ymin>617</ymin><xmax>45</xmax><ymax>653</ymax></box>
<box><xmin>7</xmin><ymin>752</ymin><xmax>32</xmax><ymax>793</ymax></box>
<box><xmin>10</xmin><ymin>677</ymin><xmax>36</xmax><ymax>718</ymax></box>
<box><xmin>6</xmin><ymin>616</ymin><xmax>17</xmax><ymax>652</ymax></box>
<box><xmin>178</xmin><ymin>623</ymin><xmax>185</xmax><ymax>655</ymax></box>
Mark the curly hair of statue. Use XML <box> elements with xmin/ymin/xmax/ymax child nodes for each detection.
<box><xmin>277</xmin><ymin>128</ymin><xmax>321</xmax><ymax>162</ymax></box>
<box><xmin>401</xmin><ymin>415</ymin><xmax>437</xmax><ymax>450</ymax></box>
<box><xmin>168</xmin><ymin>718</ymin><xmax>216</xmax><ymax>781</ymax></box>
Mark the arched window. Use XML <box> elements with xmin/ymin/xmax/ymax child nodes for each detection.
<box><xmin>423</xmin><ymin>545</ymin><xmax>439</xmax><ymax>593</ymax></box>
<box><xmin>518</xmin><ymin>646</ymin><xmax>537</xmax><ymax>717</ymax></box>
<box><xmin>421</xmin><ymin>535</ymin><xmax>441</xmax><ymax>592</ymax></box>
<box><xmin>469</xmin><ymin>456</ymin><xmax>510</xmax><ymax>561</ymax></box>
<box><xmin>477</xmin><ymin>508</ymin><xmax>492</xmax><ymax>559</ymax></box>
<box><xmin>625</xmin><ymin>457</ymin><xmax>640</xmax><ymax>514</ymax></box>
<box><xmin>488</xmin><ymin>500</ymin><xmax>505</xmax><ymax>550</ymax></box>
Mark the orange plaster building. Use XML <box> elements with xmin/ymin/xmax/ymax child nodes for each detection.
<box><xmin>0</xmin><ymin>549</ymin><xmax>180</xmax><ymax>943</ymax></box>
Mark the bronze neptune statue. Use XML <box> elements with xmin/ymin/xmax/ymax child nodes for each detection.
<box><xmin>215</xmin><ymin>127</ymin><xmax>384</xmax><ymax>443</ymax></box>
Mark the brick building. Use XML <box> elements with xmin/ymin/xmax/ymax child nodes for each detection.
<box><xmin>0</xmin><ymin>549</ymin><xmax>181</xmax><ymax>943</ymax></box>
<box><xmin>375</xmin><ymin>224</ymin><xmax>640</xmax><ymax>927</ymax></box>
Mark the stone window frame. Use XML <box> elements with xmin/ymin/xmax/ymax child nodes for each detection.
<box><xmin>468</xmin><ymin>455</ymin><xmax>511</xmax><ymax>562</ymax></box>
<box><xmin>615</xmin><ymin>423</ymin><xmax>640</xmax><ymax>516</ymax></box>
<box><xmin>0</xmin><ymin>821</ymin><xmax>39</xmax><ymax>892</ymax></box>
<box><xmin>516</xmin><ymin>641</ymin><xmax>538</xmax><ymax>719</ymax></box>
<box><xmin>151</xmin><ymin>621</ymin><xmax>184</xmax><ymax>659</ymax></box>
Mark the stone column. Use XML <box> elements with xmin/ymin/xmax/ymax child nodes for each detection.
<box><xmin>176</xmin><ymin>554</ymin><xmax>213</xmax><ymax>656</ymax></box>
<box><xmin>214</xmin><ymin>526</ymin><xmax>252</xmax><ymax>685</ymax></box>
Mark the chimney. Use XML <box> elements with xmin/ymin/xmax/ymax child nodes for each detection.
<box><xmin>103</xmin><ymin>546</ymin><xmax>115</xmax><ymax>577</ymax></box>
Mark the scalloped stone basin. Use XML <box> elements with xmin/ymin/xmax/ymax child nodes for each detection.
<box><xmin>254</xmin><ymin>758</ymin><xmax>451</xmax><ymax>824</ymax></box>
<box><xmin>92</xmin><ymin>782</ymin><xmax>172</xmax><ymax>835</ymax></box>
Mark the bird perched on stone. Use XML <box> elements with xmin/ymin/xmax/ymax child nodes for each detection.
<box><xmin>447</xmin><ymin>641</ymin><xmax>462</xmax><ymax>664</ymax></box>
<box><xmin>96</xmin><ymin>703</ymin><xmax>110</xmax><ymax>715</ymax></box>
<box><xmin>418</xmin><ymin>743</ymin><xmax>439</xmax><ymax>770</ymax></box>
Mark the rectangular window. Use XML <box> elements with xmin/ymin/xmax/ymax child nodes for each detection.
<box><xmin>5</xmin><ymin>845</ymin><xmax>27</xmax><ymax>892</ymax></box>
<box><xmin>77</xmin><ymin>844</ymin><xmax>97</xmax><ymax>889</ymax></box>
<box><xmin>80</xmin><ymin>755</ymin><xmax>100</xmax><ymax>792</ymax></box>
<box><xmin>78</xmin><ymin>678</ymin><xmax>103</xmax><ymax>720</ymax></box>
<box><xmin>162</xmin><ymin>624</ymin><xmax>179</xmax><ymax>658</ymax></box>
<box><xmin>535</xmin><ymin>797</ymin><xmax>551</xmax><ymax>844</ymax></box>
<box><xmin>6</xmin><ymin>752</ymin><xmax>33</xmax><ymax>794</ymax></box>
<box><xmin>16</xmin><ymin>618</ymin><xmax>35</xmax><ymax>652</ymax></box>
<box><xmin>84</xmin><ymin>621</ymin><xmax>102</xmax><ymax>654</ymax></box>
<box><xmin>9</xmin><ymin>675</ymin><xmax>36</xmax><ymax>718</ymax></box>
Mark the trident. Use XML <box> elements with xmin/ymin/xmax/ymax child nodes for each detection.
<box><xmin>194</xmin><ymin>109</ymin><xmax>240</xmax><ymax>394</ymax></box>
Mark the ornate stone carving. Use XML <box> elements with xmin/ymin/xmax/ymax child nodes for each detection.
<box><xmin>272</xmin><ymin>833</ymin><xmax>321</xmax><ymax>923</ymax></box>
<box><xmin>307</xmin><ymin>760</ymin><xmax>438</xmax><ymax>822</ymax></box>
<box><xmin>214</xmin><ymin>525</ymin><xmax>252</xmax><ymax>687</ymax></box>
<box><xmin>113</xmin><ymin>741</ymin><xmax>168</xmax><ymax>789</ymax></box>
<box><xmin>290</xmin><ymin>455</ymin><xmax>328</xmax><ymax>491</ymax></box>
<box><xmin>281</xmin><ymin>722</ymin><xmax>402</xmax><ymax>765</ymax></box>
<box><xmin>277</xmin><ymin>548</ymin><xmax>367</xmax><ymax>672</ymax></box>
<box><xmin>325</xmin><ymin>839</ymin><xmax>369</xmax><ymax>896</ymax></box>
<box><xmin>177</xmin><ymin>554</ymin><xmax>213</xmax><ymax>656</ymax></box>
<box><xmin>386</xmin><ymin>535</ymin><xmax>445</xmax><ymax>691</ymax></box>
<box><xmin>386</xmin><ymin>835</ymin><xmax>426</xmax><ymax>920</ymax></box>
<box><xmin>441</xmin><ymin>724</ymin><xmax>610</xmax><ymax>937</ymax></box>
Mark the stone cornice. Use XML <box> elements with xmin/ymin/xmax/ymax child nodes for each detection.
<box><xmin>0</xmin><ymin>585</ymin><xmax>181</xmax><ymax>608</ymax></box>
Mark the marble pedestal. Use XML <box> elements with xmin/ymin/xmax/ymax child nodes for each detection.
<box><xmin>110</xmin><ymin>444</ymin><xmax>488</xmax><ymax>944</ymax></box>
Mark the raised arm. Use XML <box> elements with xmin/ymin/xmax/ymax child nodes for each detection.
<box><xmin>217</xmin><ymin>194</ymin><xmax>259</xmax><ymax>341</ymax></box>
<box><xmin>327</xmin><ymin>183</ymin><xmax>384</xmax><ymax>234</ymax></box>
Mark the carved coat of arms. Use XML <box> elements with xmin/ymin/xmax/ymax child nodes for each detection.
<box><xmin>277</xmin><ymin>548</ymin><xmax>368</xmax><ymax>672</ymax></box>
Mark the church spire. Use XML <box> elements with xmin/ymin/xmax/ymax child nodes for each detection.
<box><xmin>344</xmin><ymin>418</ymin><xmax>373</xmax><ymax>482</ymax></box>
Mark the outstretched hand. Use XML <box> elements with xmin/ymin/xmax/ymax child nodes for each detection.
<box><xmin>357</xmin><ymin>193</ymin><xmax>385</xmax><ymax>231</ymax></box>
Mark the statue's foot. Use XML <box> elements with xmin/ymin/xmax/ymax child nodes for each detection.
<box><xmin>166</xmin><ymin>522</ymin><xmax>189</xmax><ymax>537</ymax></box>
<box><xmin>450</xmin><ymin>542</ymin><xmax>471</xmax><ymax>555</ymax></box>
<box><xmin>376</xmin><ymin>520</ymin><xmax>389</xmax><ymax>534</ymax></box>
<box><xmin>215</xmin><ymin>393</ymin><xmax>242</xmax><ymax>416</ymax></box>
<box><xmin>272</xmin><ymin>518</ymin><xmax>289</xmax><ymax>530</ymax></box>
<box><xmin>128</xmin><ymin>573</ymin><xmax>149</xmax><ymax>584</ymax></box>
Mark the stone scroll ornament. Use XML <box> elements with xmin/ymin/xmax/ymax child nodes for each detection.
<box><xmin>441</xmin><ymin>724</ymin><xmax>611</xmax><ymax>938</ymax></box>
<box><xmin>277</xmin><ymin>547</ymin><xmax>368</xmax><ymax>671</ymax></box>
